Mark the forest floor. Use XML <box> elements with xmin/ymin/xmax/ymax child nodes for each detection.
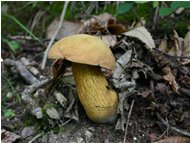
<box><xmin>1</xmin><ymin>2</ymin><xmax>190</xmax><ymax>143</ymax></box>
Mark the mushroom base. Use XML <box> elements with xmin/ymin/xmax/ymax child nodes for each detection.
<box><xmin>72</xmin><ymin>63</ymin><xmax>118</xmax><ymax>123</ymax></box>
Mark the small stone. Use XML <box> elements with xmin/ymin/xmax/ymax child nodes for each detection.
<box><xmin>77</xmin><ymin>137</ymin><xmax>85</xmax><ymax>143</ymax></box>
<box><xmin>33</xmin><ymin>89</ymin><xmax>45</xmax><ymax>98</ymax></box>
<box><xmin>133</xmin><ymin>136</ymin><xmax>137</xmax><ymax>141</ymax></box>
<box><xmin>46</xmin><ymin>107</ymin><xmax>60</xmax><ymax>120</ymax></box>
<box><xmin>54</xmin><ymin>91</ymin><xmax>67</xmax><ymax>107</ymax></box>
<box><xmin>21</xmin><ymin>126</ymin><xmax>36</xmax><ymax>138</ymax></box>
<box><xmin>84</xmin><ymin>130</ymin><xmax>93</xmax><ymax>143</ymax></box>
<box><xmin>88</xmin><ymin>127</ymin><xmax>95</xmax><ymax>133</ymax></box>
<box><xmin>32</xmin><ymin>107</ymin><xmax>43</xmax><ymax>119</ymax></box>
<box><xmin>6</xmin><ymin>92</ymin><xmax>13</xmax><ymax>99</ymax></box>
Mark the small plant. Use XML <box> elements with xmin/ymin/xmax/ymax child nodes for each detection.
<box><xmin>159</xmin><ymin>1</ymin><xmax>190</xmax><ymax>17</ymax></box>
<box><xmin>117</xmin><ymin>1</ymin><xmax>190</xmax><ymax>17</ymax></box>
<box><xmin>3</xmin><ymin>39</ymin><xmax>20</xmax><ymax>53</ymax></box>
<box><xmin>4</xmin><ymin>109</ymin><xmax>16</xmax><ymax>118</ymax></box>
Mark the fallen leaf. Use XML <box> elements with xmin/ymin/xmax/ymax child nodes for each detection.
<box><xmin>107</xmin><ymin>23</ymin><xmax>126</xmax><ymax>35</ymax></box>
<box><xmin>123</xmin><ymin>26</ymin><xmax>155</xmax><ymax>49</ymax></box>
<box><xmin>153</xmin><ymin>136</ymin><xmax>190</xmax><ymax>143</ymax></box>
<box><xmin>162</xmin><ymin>65</ymin><xmax>179</xmax><ymax>92</ymax></box>
<box><xmin>51</xmin><ymin>59</ymin><xmax>66</xmax><ymax>78</ymax></box>
<box><xmin>46</xmin><ymin>107</ymin><xmax>60</xmax><ymax>120</ymax></box>
<box><xmin>80</xmin><ymin>13</ymin><xmax>126</xmax><ymax>35</ymax></box>
<box><xmin>173</xmin><ymin>30</ymin><xmax>183</xmax><ymax>57</ymax></box>
<box><xmin>101</xmin><ymin>35</ymin><xmax>117</xmax><ymax>47</ymax></box>
<box><xmin>159</xmin><ymin>35</ymin><xmax>169</xmax><ymax>52</ymax></box>
<box><xmin>181</xmin><ymin>27</ymin><xmax>190</xmax><ymax>65</ymax></box>
<box><xmin>46</xmin><ymin>18</ymin><xmax>82</xmax><ymax>40</ymax></box>
<box><xmin>1</xmin><ymin>129</ymin><xmax>20</xmax><ymax>143</ymax></box>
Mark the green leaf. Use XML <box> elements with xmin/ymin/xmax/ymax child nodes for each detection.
<box><xmin>3</xmin><ymin>39</ymin><xmax>20</xmax><ymax>53</ymax></box>
<box><xmin>153</xmin><ymin>1</ymin><xmax>159</xmax><ymax>8</ymax></box>
<box><xmin>117</xmin><ymin>2</ymin><xmax>134</xmax><ymax>14</ymax></box>
<box><xmin>4</xmin><ymin>109</ymin><xmax>16</xmax><ymax>118</ymax></box>
<box><xmin>134</xmin><ymin>1</ymin><xmax>149</xmax><ymax>4</ymax></box>
<box><xmin>159</xmin><ymin>7</ymin><xmax>174</xmax><ymax>17</ymax></box>
<box><xmin>171</xmin><ymin>1</ymin><xmax>190</xmax><ymax>9</ymax></box>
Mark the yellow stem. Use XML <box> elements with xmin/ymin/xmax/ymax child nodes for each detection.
<box><xmin>72</xmin><ymin>63</ymin><xmax>118</xmax><ymax>123</ymax></box>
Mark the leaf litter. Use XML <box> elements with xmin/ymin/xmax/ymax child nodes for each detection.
<box><xmin>2</xmin><ymin>12</ymin><xmax>190</xmax><ymax>143</ymax></box>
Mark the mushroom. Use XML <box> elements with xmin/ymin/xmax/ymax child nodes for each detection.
<box><xmin>48</xmin><ymin>34</ymin><xmax>118</xmax><ymax>123</ymax></box>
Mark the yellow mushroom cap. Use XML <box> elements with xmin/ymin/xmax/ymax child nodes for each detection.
<box><xmin>48</xmin><ymin>34</ymin><xmax>115</xmax><ymax>70</ymax></box>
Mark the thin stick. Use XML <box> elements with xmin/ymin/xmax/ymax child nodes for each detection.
<box><xmin>28</xmin><ymin>132</ymin><xmax>43</xmax><ymax>143</ymax></box>
<box><xmin>153</xmin><ymin>48</ymin><xmax>190</xmax><ymax>59</ymax></box>
<box><xmin>41</xmin><ymin>1</ymin><xmax>69</xmax><ymax>69</ymax></box>
<box><xmin>123</xmin><ymin>99</ymin><xmax>135</xmax><ymax>143</ymax></box>
<box><xmin>156</xmin><ymin>112</ymin><xmax>190</xmax><ymax>137</ymax></box>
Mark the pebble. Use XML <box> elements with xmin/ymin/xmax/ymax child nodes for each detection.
<box><xmin>6</xmin><ymin>92</ymin><xmax>13</xmax><ymax>99</ymax></box>
<box><xmin>21</xmin><ymin>126</ymin><xmax>36</xmax><ymax>138</ymax></box>
<box><xmin>84</xmin><ymin>130</ymin><xmax>93</xmax><ymax>143</ymax></box>
<box><xmin>46</xmin><ymin>107</ymin><xmax>60</xmax><ymax>120</ymax></box>
<box><xmin>32</xmin><ymin>107</ymin><xmax>43</xmax><ymax>119</ymax></box>
<box><xmin>77</xmin><ymin>137</ymin><xmax>85</xmax><ymax>143</ymax></box>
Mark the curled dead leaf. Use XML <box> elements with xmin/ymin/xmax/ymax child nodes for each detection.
<box><xmin>153</xmin><ymin>136</ymin><xmax>190</xmax><ymax>143</ymax></box>
<box><xmin>181</xmin><ymin>28</ymin><xmax>190</xmax><ymax>65</ymax></box>
<box><xmin>123</xmin><ymin>26</ymin><xmax>155</xmax><ymax>49</ymax></box>
<box><xmin>162</xmin><ymin>65</ymin><xmax>179</xmax><ymax>92</ymax></box>
<box><xmin>159</xmin><ymin>35</ymin><xmax>168</xmax><ymax>52</ymax></box>
<box><xmin>51</xmin><ymin>59</ymin><xmax>66</xmax><ymax>78</ymax></box>
<box><xmin>1</xmin><ymin>129</ymin><xmax>20</xmax><ymax>143</ymax></box>
<box><xmin>80</xmin><ymin>13</ymin><xmax>126</xmax><ymax>35</ymax></box>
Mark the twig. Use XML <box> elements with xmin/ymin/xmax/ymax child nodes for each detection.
<box><xmin>3</xmin><ymin>59</ymin><xmax>39</xmax><ymax>85</ymax></box>
<box><xmin>156</xmin><ymin>112</ymin><xmax>190</xmax><ymax>137</ymax></box>
<box><xmin>123</xmin><ymin>100</ymin><xmax>135</xmax><ymax>143</ymax></box>
<box><xmin>152</xmin><ymin>6</ymin><xmax>160</xmax><ymax>30</ymax></box>
<box><xmin>62</xmin><ymin>118</ymin><xmax>72</xmax><ymax>126</ymax></box>
<box><xmin>30</xmin><ymin>10</ymin><xmax>45</xmax><ymax>32</ymax></box>
<box><xmin>28</xmin><ymin>132</ymin><xmax>43</xmax><ymax>143</ymax></box>
<box><xmin>41</xmin><ymin>1</ymin><xmax>69</xmax><ymax>70</ymax></box>
<box><xmin>153</xmin><ymin>48</ymin><xmax>190</xmax><ymax>59</ymax></box>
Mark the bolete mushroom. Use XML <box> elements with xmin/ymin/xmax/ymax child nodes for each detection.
<box><xmin>48</xmin><ymin>34</ymin><xmax>118</xmax><ymax>123</ymax></box>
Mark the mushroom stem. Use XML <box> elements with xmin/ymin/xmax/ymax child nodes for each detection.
<box><xmin>72</xmin><ymin>63</ymin><xmax>118</xmax><ymax>123</ymax></box>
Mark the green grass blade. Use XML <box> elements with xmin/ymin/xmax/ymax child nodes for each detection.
<box><xmin>5</xmin><ymin>14</ymin><xmax>44</xmax><ymax>45</ymax></box>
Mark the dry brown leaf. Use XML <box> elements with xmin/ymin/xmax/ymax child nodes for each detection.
<box><xmin>166</xmin><ymin>30</ymin><xmax>184</xmax><ymax>58</ymax></box>
<box><xmin>1</xmin><ymin>129</ymin><xmax>20</xmax><ymax>143</ymax></box>
<box><xmin>107</xmin><ymin>23</ymin><xmax>126</xmax><ymax>35</ymax></box>
<box><xmin>123</xmin><ymin>26</ymin><xmax>155</xmax><ymax>49</ymax></box>
<box><xmin>46</xmin><ymin>18</ymin><xmax>82</xmax><ymax>40</ymax></box>
<box><xmin>153</xmin><ymin>136</ymin><xmax>190</xmax><ymax>143</ymax></box>
<box><xmin>173</xmin><ymin>30</ymin><xmax>183</xmax><ymax>57</ymax></box>
<box><xmin>162</xmin><ymin>65</ymin><xmax>179</xmax><ymax>92</ymax></box>
<box><xmin>181</xmin><ymin>28</ymin><xmax>190</xmax><ymax>65</ymax></box>
<box><xmin>80</xmin><ymin>13</ymin><xmax>126</xmax><ymax>35</ymax></box>
<box><xmin>159</xmin><ymin>35</ymin><xmax>168</xmax><ymax>52</ymax></box>
<box><xmin>51</xmin><ymin>59</ymin><xmax>66</xmax><ymax>78</ymax></box>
